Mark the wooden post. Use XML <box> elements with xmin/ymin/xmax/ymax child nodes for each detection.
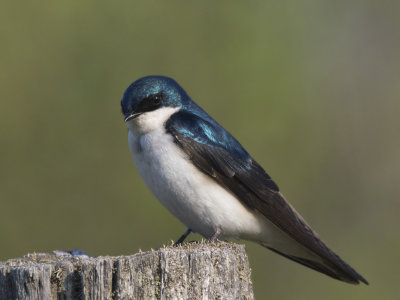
<box><xmin>0</xmin><ymin>242</ymin><xmax>254</xmax><ymax>300</ymax></box>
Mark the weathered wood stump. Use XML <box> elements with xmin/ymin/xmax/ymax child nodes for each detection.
<box><xmin>0</xmin><ymin>242</ymin><xmax>253</xmax><ymax>300</ymax></box>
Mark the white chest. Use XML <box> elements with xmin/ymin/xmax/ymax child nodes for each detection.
<box><xmin>127</xmin><ymin>126</ymin><xmax>265</xmax><ymax>239</ymax></box>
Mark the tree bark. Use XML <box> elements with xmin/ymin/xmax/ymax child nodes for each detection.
<box><xmin>0</xmin><ymin>242</ymin><xmax>253</xmax><ymax>300</ymax></box>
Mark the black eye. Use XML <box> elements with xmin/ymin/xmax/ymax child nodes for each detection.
<box><xmin>151</xmin><ymin>95</ymin><xmax>161</xmax><ymax>105</ymax></box>
<box><xmin>137</xmin><ymin>92</ymin><xmax>164</xmax><ymax>113</ymax></box>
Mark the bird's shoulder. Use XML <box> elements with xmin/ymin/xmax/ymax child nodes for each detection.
<box><xmin>165</xmin><ymin>109</ymin><xmax>279</xmax><ymax>192</ymax></box>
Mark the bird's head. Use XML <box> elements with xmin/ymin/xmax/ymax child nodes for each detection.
<box><xmin>121</xmin><ymin>76</ymin><xmax>190</xmax><ymax>134</ymax></box>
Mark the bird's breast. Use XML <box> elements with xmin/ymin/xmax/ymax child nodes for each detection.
<box><xmin>127</xmin><ymin>127</ymin><xmax>267</xmax><ymax>239</ymax></box>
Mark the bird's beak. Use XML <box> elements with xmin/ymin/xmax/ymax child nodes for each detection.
<box><xmin>124</xmin><ymin>112</ymin><xmax>142</xmax><ymax>122</ymax></box>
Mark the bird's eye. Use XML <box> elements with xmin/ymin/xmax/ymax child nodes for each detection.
<box><xmin>147</xmin><ymin>93</ymin><xmax>163</xmax><ymax>107</ymax></box>
<box><xmin>137</xmin><ymin>93</ymin><xmax>164</xmax><ymax>113</ymax></box>
<box><xmin>152</xmin><ymin>95</ymin><xmax>161</xmax><ymax>105</ymax></box>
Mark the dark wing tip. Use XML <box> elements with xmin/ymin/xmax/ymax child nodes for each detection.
<box><xmin>356</xmin><ymin>274</ymin><xmax>369</xmax><ymax>285</ymax></box>
<box><xmin>266</xmin><ymin>246</ymin><xmax>368</xmax><ymax>285</ymax></box>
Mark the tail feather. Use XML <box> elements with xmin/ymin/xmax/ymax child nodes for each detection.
<box><xmin>265</xmin><ymin>246</ymin><xmax>368</xmax><ymax>285</ymax></box>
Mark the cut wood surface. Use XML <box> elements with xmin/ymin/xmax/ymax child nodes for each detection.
<box><xmin>0</xmin><ymin>242</ymin><xmax>254</xmax><ymax>300</ymax></box>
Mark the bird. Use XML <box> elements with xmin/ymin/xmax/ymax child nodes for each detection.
<box><xmin>120</xmin><ymin>75</ymin><xmax>368</xmax><ymax>285</ymax></box>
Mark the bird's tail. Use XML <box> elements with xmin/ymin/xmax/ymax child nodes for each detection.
<box><xmin>261</xmin><ymin>242</ymin><xmax>368</xmax><ymax>285</ymax></box>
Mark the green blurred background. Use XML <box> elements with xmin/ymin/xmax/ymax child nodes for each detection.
<box><xmin>1</xmin><ymin>1</ymin><xmax>399</xmax><ymax>299</ymax></box>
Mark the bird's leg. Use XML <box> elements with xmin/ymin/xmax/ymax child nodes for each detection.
<box><xmin>209</xmin><ymin>227</ymin><xmax>222</xmax><ymax>242</ymax></box>
<box><xmin>174</xmin><ymin>228</ymin><xmax>192</xmax><ymax>246</ymax></box>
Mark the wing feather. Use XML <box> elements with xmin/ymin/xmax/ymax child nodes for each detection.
<box><xmin>165</xmin><ymin>110</ymin><xmax>367</xmax><ymax>284</ymax></box>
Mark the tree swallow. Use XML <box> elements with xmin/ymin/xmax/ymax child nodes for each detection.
<box><xmin>121</xmin><ymin>75</ymin><xmax>368</xmax><ymax>285</ymax></box>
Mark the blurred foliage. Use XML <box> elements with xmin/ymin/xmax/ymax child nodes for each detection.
<box><xmin>1</xmin><ymin>1</ymin><xmax>399</xmax><ymax>299</ymax></box>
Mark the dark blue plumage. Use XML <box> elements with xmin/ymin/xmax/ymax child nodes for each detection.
<box><xmin>122</xmin><ymin>76</ymin><xmax>191</xmax><ymax>120</ymax></box>
<box><xmin>165</xmin><ymin>110</ymin><xmax>279</xmax><ymax>191</ymax></box>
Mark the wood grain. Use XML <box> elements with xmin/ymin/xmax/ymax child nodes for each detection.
<box><xmin>0</xmin><ymin>242</ymin><xmax>253</xmax><ymax>300</ymax></box>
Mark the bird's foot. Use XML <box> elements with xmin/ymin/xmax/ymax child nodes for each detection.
<box><xmin>208</xmin><ymin>228</ymin><xmax>222</xmax><ymax>242</ymax></box>
<box><xmin>174</xmin><ymin>228</ymin><xmax>192</xmax><ymax>246</ymax></box>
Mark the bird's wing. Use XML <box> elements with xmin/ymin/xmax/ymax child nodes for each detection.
<box><xmin>165</xmin><ymin>110</ymin><xmax>367</xmax><ymax>284</ymax></box>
